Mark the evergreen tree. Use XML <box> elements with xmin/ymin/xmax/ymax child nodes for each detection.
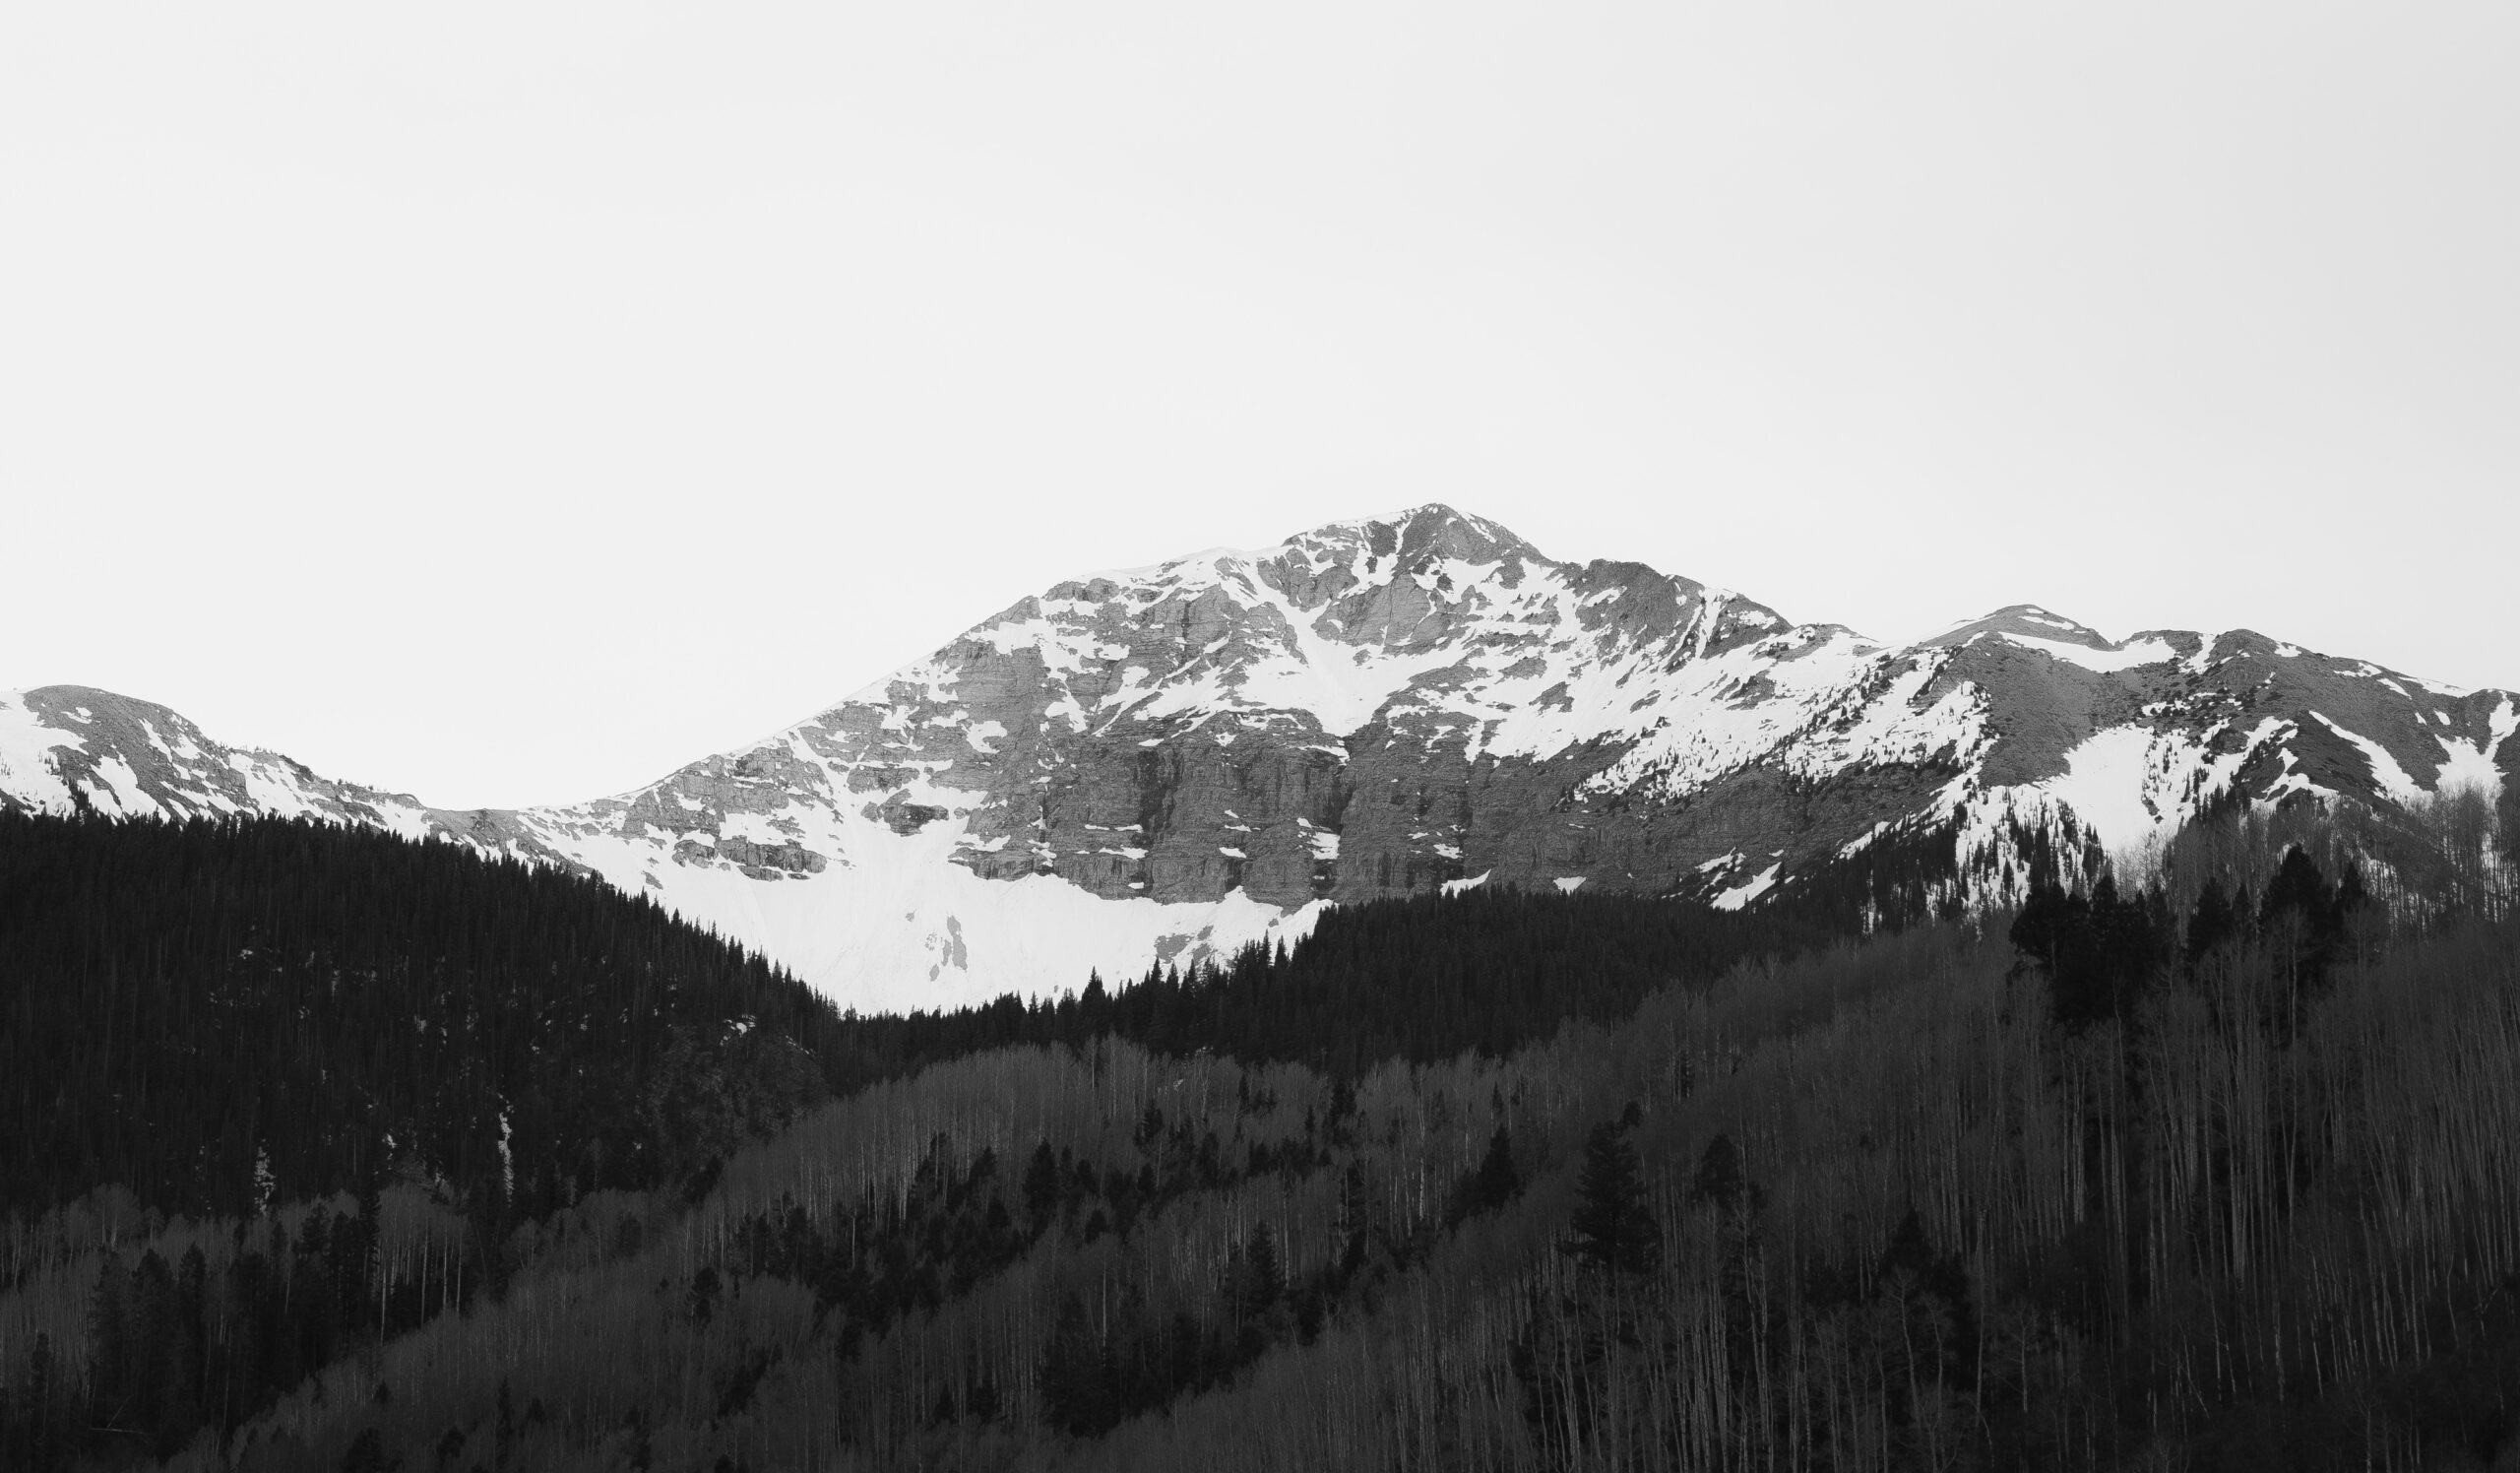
<box><xmin>1337</xmin><ymin>1161</ymin><xmax>1374</xmax><ymax>1273</ymax></box>
<box><xmin>169</xmin><ymin>1245</ymin><xmax>209</xmax><ymax>1450</ymax></box>
<box><xmin>340</xmin><ymin>1427</ymin><xmax>394</xmax><ymax>1473</ymax></box>
<box><xmin>1240</xmin><ymin>1224</ymin><xmax>1283</xmax><ymax>1316</ymax></box>
<box><xmin>1565</xmin><ymin>1121</ymin><xmax>1660</xmax><ymax>1274</ymax></box>
<box><xmin>1873</xmin><ymin>1207</ymin><xmax>1980</xmax><ymax>1457</ymax></box>
<box><xmin>124</xmin><ymin>1249</ymin><xmax>178</xmax><ymax>1449</ymax></box>
<box><xmin>1688</xmin><ymin>1131</ymin><xmax>1745</xmax><ymax>1213</ymax></box>
<box><xmin>1040</xmin><ymin>1293</ymin><xmax>1118</xmax><ymax>1437</ymax></box>
<box><xmin>86</xmin><ymin>1251</ymin><xmax>130</xmax><ymax>1433</ymax></box>
<box><xmin>2013</xmin><ymin>874</ymin><xmax>2168</xmax><ymax>1030</ymax></box>
<box><xmin>2184</xmin><ymin>876</ymin><xmax>2241</xmax><ymax>974</ymax></box>
<box><xmin>2259</xmin><ymin>846</ymin><xmax>2349</xmax><ymax>993</ymax></box>
<box><xmin>1022</xmin><ymin>1141</ymin><xmax>1062</xmax><ymax>1235</ymax></box>
<box><xmin>12</xmin><ymin>1332</ymin><xmax>56</xmax><ymax>1473</ymax></box>
<box><xmin>1448</xmin><ymin>1124</ymin><xmax>1522</xmax><ymax>1225</ymax></box>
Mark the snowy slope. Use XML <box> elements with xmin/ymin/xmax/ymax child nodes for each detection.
<box><xmin>6</xmin><ymin>507</ymin><xmax>2514</xmax><ymax>1008</ymax></box>
<box><xmin>0</xmin><ymin>686</ymin><xmax>447</xmax><ymax>835</ymax></box>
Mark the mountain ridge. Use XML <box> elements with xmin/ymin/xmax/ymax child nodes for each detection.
<box><xmin>6</xmin><ymin>504</ymin><xmax>2512</xmax><ymax>1008</ymax></box>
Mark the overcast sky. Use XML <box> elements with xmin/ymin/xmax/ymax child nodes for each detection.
<box><xmin>4</xmin><ymin>2</ymin><xmax>2514</xmax><ymax>809</ymax></box>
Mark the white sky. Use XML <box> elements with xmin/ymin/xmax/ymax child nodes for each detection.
<box><xmin>4</xmin><ymin>2</ymin><xmax>2515</xmax><ymax>810</ymax></box>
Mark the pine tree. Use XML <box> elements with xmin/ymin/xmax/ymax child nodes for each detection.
<box><xmin>1338</xmin><ymin>1161</ymin><xmax>1373</xmax><ymax>1272</ymax></box>
<box><xmin>125</xmin><ymin>1249</ymin><xmax>177</xmax><ymax>1448</ymax></box>
<box><xmin>1040</xmin><ymin>1293</ymin><xmax>1117</xmax><ymax>1437</ymax></box>
<box><xmin>1022</xmin><ymin>1141</ymin><xmax>1061</xmax><ymax>1235</ymax></box>
<box><xmin>1565</xmin><ymin>1121</ymin><xmax>1659</xmax><ymax>1274</ymax></box>
<box><xmin>87</xmin><ymin>1250</ymin><xmax>130</xmax><ymax>1432</ymax></box>
<box><xmin>2014</xmin><ymin>874</ymin><xmax>2165</xmax><ymax>1030</ymax></box>
<box><xmin>1688</xmin><ymin>1131</ymin><xmax>1744</xmax><ymax>1212</ymax></box>
<box><xmin>1874</xmin><ymin>1207</ymin><xmax>1979</xmax><ymax>1454</ymax></box>
<box><xmin>1473</xmin><ymin>1123</ymin><xmax>1521</xmax><ymax>1207</ymax></box>
<box><xmin>1448</xmin><ymin>1124</ymin><xmax>1521</xmax><ymax>1225</ymax></box>
<box><xmin>2259</xmin><ymin>846</ymin><xmax>2349</xmax><ymax>1029</ymax></box>
<box><xmin>341</xmin><ymin>1427</ymin><xmax>394</xmax><ymax>1473</ymax></box>
<box><xmin>1241</xmin><ymin>1224</ymin><xmax>1283</xmax><ymax>1316</ymax></box>
<box><xmin>169</xmin><ymin>1246</ymin><xmax>208</xmax><ymax>1449</ymax></box>
<box><xmin>14</xmin><ymin>1332</ymin><xmax>56</xmax><ymax>1473</ymax></box>
<box><xmin>2184</xmin><ymin>877</ymin><xmax>2240</xmax><ymax>975</ymax></box>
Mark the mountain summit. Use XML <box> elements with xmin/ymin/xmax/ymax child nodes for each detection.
<box><xmin>5</xmin><ymin>507</ymin><xmax>2513</xmax><ymax>1007</ymax></box>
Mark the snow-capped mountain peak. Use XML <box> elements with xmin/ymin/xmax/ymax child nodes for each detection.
<box><xmin>5</xmin><ymin>507</ymin><xmax>2512</xmax><ymax>1009</ymax></box>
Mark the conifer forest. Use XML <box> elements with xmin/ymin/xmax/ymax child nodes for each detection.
<box><xmin>5</xmin><ymin>790</ymin><xmax>2519</xmax><ymax>1471</ymax></box>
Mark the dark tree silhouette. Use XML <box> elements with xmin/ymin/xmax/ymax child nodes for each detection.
<box><xmin>1448</xmin><ymin>1124</ymin><xmax>1523</xmax><ymax>1226</ymax></box>
<box><xmin>2012</xmin><ymin>874</ymin><xmax>2171</xmax><ymax>1031</ymax></box>
<box><xmin>1566</xmin><ymin>1121</ymin><xmax>1660</xmax><ymax>1275</ymax></box>
<box><xmin>1688</xmin><ymin>1132</ymin><xmax>1745</xmax><ymax>1213</ymax></box>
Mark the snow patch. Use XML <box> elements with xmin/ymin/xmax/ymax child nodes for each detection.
<box><xmin>550</xmin><ymin>804</ymin><xmax>1330</xmax><ymax>1012</ymax></box>
<box><xmin>2433</xmin><ymin>698</ymin><xmax>2515</xmax><ymax>801</ymax></box>
<box><xmin>0</xmin><ymin>693</ymin><xmax>85</xmax><ymax>813</ymax></box>
<box><xmin>2013</xmin><ymin>726</ymin><xmax>2173</xmax><ymax>860</ymax></box>
<box><xmin>2309</xmin><ymin>712</ymin><xmax>2425</xmax><ymax>803</ymax></box>
<box><xmin>1711</xmin><ymin>863</ymin><xmax>1781</xmax><ymax>911</ymax></box>
<box><xmin>1996</xmin><ymin>632</ymin><xmax>2180</xmax><ymax>672</ymax></box>
<box><xmin>721</xmin><ymin>810</ymin><xmax>802</xmax><ymax>846</ymax></box>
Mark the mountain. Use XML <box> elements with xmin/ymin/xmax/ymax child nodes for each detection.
<box><xmin>0</xmin><ymin>685</ymin><xmax>450</xmax><ymax>833</ymax></box>
<box><xmin>5</xmin><ymin>505</ymin><xmax>2513</xmax><ymax>1007</ymax></box>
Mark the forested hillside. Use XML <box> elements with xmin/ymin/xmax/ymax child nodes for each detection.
<box><xmin>0</xmin><ymin>812</ymin><xmax>849</xmax><ymax>1222</ymax></box>
<box><xmin>0</xmin><ymin>811</ymin><xmax>1841</xmax><ymax>1232</ymax></box>
<box><xmin>3</xmin><ymin>797</ymin><xmax>2516</xmax><ymax>1470</ymax></box>
<box><xmin>0</xmin><ymin>811</ymin><xmax>1839</xmax><ymax>1467</ymax></box>
<box><xmin>830</xmin><ymin>880</ymin><xmax>1847</xmax><ymax>1079</ymax></box>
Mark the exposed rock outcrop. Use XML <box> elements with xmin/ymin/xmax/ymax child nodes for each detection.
<box><xmin>5</xmin><ymin>508</ymin><xmax>2512</xmax><ymax>1010</ymax></box>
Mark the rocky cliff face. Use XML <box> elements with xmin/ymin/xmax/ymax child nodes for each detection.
<box><xmin>6</xmin><ymin>506</ymin><xmax>2513</xmax><ymax>1009</ymax></box>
